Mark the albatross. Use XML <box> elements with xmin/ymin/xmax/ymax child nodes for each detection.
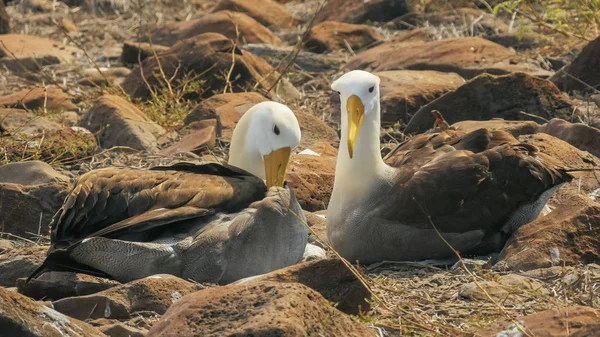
<box><xmin>29</xmin><ymin>101</ymin><xmax>308</xmax><ymax>284</ymax></box>
<box><xmin>327</xmin><ymin>70</ymin><xmax>572</xmax><ymax>264</ymax></box>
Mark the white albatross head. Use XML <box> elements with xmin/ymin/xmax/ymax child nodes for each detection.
<box><xmin>331</xmin><ymin>70</ymin><xmax>381</xmax><ymax>159</ymax></box>
<box><xmin>228</xmin><ymin>101</ymin><xmax>301</xmax><ymax>189</ymax></box>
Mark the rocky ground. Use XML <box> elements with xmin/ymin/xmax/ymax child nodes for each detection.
<box><xmin>1</xmin><ymin>0</ymin><xmax>600</xmax><ymax>336</ymax></box>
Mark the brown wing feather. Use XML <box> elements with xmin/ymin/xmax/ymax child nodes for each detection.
<box><xmin>49</xmin><ymin>162</ymin><xmax>266</xmax><ymax>247</ymax></box>
<box><xmin>380</xmin><ymin>129</ymin><xmax>571</xmax><ymax>236</ymax></box>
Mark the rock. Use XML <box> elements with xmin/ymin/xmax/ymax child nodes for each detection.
<box><xmin>0</xmin><ymin>0</ymin><xmax>9</xmax><ymax>34</ymax></box>
<box><xmin>287</xmin><ymin>142</ymin><xmax>337</xmax><ymax>211</ymax></box>
<box><xmin>159</xmin><ymin>119</ymin><xmax>217</xmax><ymax>156</ymax></box>
<box><xmin>315</xmin><ymin>0</ymin><xmax>413</xmax><ymax>24</ymax></box>
<box><xmin>211</xmin><ymin>0</ymin><xmax>296</xmax><ymax>29</ymax></box>
<box><xmin>386</xmin><ymin>8</ymin><xmax>508</xmax><ymax>36</ymax></box>
<box><xmin>498</xmin><ymin>199</ymin><xmax>600</xmax><ymax>271</ymax></box>
<box><xmin>79</xmin><ymin>95</ymin><xmax>167</xmax><ymax>152</ymax></box>
<box><xmin>0</xmin><ymin>34</ymin><xmax>80</xmax><ymax>74</ymax></box>
<box><xmin>568</xmin><ymin>324</ymin><xmax>600</xmax><ymax>337</ymax></box>
<box><xmin>295</xmin><ymin>110</ymin><xmax>339</xmax><ymax>147</ymax></box>
<box><xmin>458</xmin><ymin>281</ymin><xmax>509</xmax><ymax>301</ymax></box>
<box><xmin>537</xmin><ymin>118</ymin><xmax>600</xmax><ymax>159</ymax></box>
<box><xmin>0</xmin><ymin>87</ymin><xmax>77</xmax><ymax>112</ymax></box>
<box><xmin>488</xmin><ymin>32</ymin><xmax>549</xmax><ymax>50</ymax></box>
<box><xmin>0</xmin><ymin>161</ymin><xmax>69</xmax><ymax>185</ymax></box>
<box><xmin>122</xmin><ymin>33</ymin><xmax>297</xmax><ymax>102</ymax></box>
<box><xmin>0</xmin><ymin>181</ymin><xmax>70</xmax><ymax>239</ymax></box>
<box><xmin>120</xmin><ymin>41</ymin><xmax>169</xmax><ymax>65</ymax></box>
<box><xmin>302</xmin><ymin>243</ymin><xmax>326</xmax><ymax>262</ymax></box>
<box><xmin>184</xmin><ymin>92</ymin><xmax>267</xmax><ymax>141</ymax></box>
<box><xmin>0</xmin><ymin>108</ymin><xmax>63</xmax><ymax>136</ymax></box>
<box><xmin>0</xmin><ymin>239</ymin><xmax>14</xmax><ymax>253</ymax></box>
<box><xmin>241</xmin><ymin>43</ymin><xmax>344</xmax><ymax>72</ymax></box>
<box><xmin>17</xmin><ymin>271</ymin><xmax>120</xmax><ymax>301</ymax></box>
<box><xmin>345</xmin><ymin>37</ymin><xmax>552</xmax><ymax>80</ymax></box>
<box><xmin>305</xmin><ymin>21</ymin><xmax>382</xmax><ymax>53</ymax></box>
<box><xmin>482</xmin><ymin>306</ymin><xmax>600</xmax><ymax>337</ymax></box>
<box><xmin>0</xmin><ymin>245</ymin><xmax>47</xmax><ymax>287</ymax></box>
<box><xmin>150</xmin><ymin>11</ymin><xmax>283</xmax><ymax>47</ymax></box>
<box><xmin>304</xmin><ymin>210</ymin><xmax>328</xmax><ymax>245</ymax></box>
<box><xmin>404</xmin><ymin>73</ymin><xmax>573</xmax><ymax>135</ymax></box>
<box><xmin>52</xmin><ymin>274</ymin><xmax>204</xmax><ymax>320</ymax></box>
<box><xmin>57</xmin><ymin>18</ymin><xmax>78</xmax><ymax>33</ymax></box>
<box><xmin>452</xmin><ymin>119</ymin><xmax>540</xmax><ymax>138</ymax></box>
<box><xmin>376</xmin><ymin>70</ymin><xmax>464</xmax><ymax>127</ymax></box>
<box><xmin>518</xmin><ymin>133</ymin><xmax>600</xmax><ymax>197</ymax></box>
<box><xmin>184</xmin><ymin>92</ymin><xmax>335</xmax><ymax>147</ymax></box>
<box><xmin>235</xmin><ymin>258</ymin><xmax>370</xmax><ymax>315</ymax></box>
<box><xmin>0</xmin><ymin>286</ymin><xmax>106</xmax><ymax>337</ymax></box>
<box><xmin>100</xmin><ymin>323</ymin><xmax>146</xmax><ymax>337</ymax></box>
<box><xmin>147</xmin><ymin>281</ymin><xmax>375</xmax><ymax>337</ymax></box>
<box><xmin>20</xmin><ymin>0</ymin><xmax>54</xmax><ymax>12</ymax></box>
<box><xmin>550</xmin><ymin>35</ymin><xmax>600</xmax><ymax>92</ymax></box>
<box><xmin>497</xmin><ymin>274</ymin><xmax>546</xmax><ymax>294</ymax></box>
<box><xmin>79</xmin><ymin>67</ymin><xmax>131</xmax><ymax>87</ymax></box>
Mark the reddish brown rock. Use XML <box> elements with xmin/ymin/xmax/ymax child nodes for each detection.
<box><xmin>159</xmin><ymin>119</ymin><xmax>217</xmax><ymax>156</ymax></box>
<box><xmin>0</xmin><ymin>87</ymin><xmax>77</xmax><ymax>112</ymax></box>
<box><xmin>294</xmin><ymin>110</ymin><xmax>339</xmax><ymax>148</ymax></box>
<box><xmin>0</xmin><ymin>245</ymin><xmax>47</xmax><ymax>287</ymax></box>
<box><xmin>121</xmin><ymin>41</ymin><xmax>170</xmax><ymax>65</ymax></box>
<box><xmin>0</xmin><ymin>34</ymin><xmax>80</xmax><ymax>73</ymax></box>
<box><xmin>79</xmin><ymin>67</ymin><xmax>131</xmax><ymax>87</ymax></box>
<box><xmin>537</xmin><ymin>118</ymin><xmax>600</xmax><ymax>159</ymax></box>
<box><xmin>17</xmin><ymin>271</ymin><xmax>120</xmax><ymax>301</ymax></box>
<box><xmin>57</xmin><ymin>18</ymin><xmax>78</xmax><ymax>33</ymax></box>
<box><xmin>518</xmin><ymin>133</ymin><xmax>600</xmax><ymax>197</ymax></box>
<box><xmin>376</xmin><ymin>70</ymin><xmax>464</xmax><ymax>127</ymax></box>
<box><xmin>150</xmin><ymin>11</ymin><xmax>283</xmax><ymax>47</ymax></box>
<box><xmin>52</xmin><ymin>274</ymin><xmax>205</xmax><ymax>320</ymax></box>
<box><xmin>79</xmin><ymin>95</ymin><xmax>167</xmax><ymax>152</ymax></box>
<box><xmin>304</xmin><ymin>210</ymin><xmax>328</xmax><ymax>245</ymax></box>
<box><xmin>147</xmin><ymin>281</ymin><xmax>375</xmax><ymax>337</ymax></box>
<box><xmin>305</xmin><ymin>21</ymin><xmax>382</xmax><ymax>53</ymax></box>
<box><xmin>0</xmin><ymin>108</ymin><xmax>63</xmax><ymax>136</ymax></box>
<box><xmin>479</xmin><ymin>306</ymin><xmax>600</xmax><ymax>337</ymax></box>
<box><xmin>121</xmin><ymin>33</ymin><xmax>292</xmax><ymax>102</ymax></box>
<box><xmin>550</xmin><ymin>35</ymin><xmax>600</xmax><ymax>92</ymax></box>
<box><xmin>287</xmin><ymin>142</ymin><xmax>337</xmax><ymax>211</ymax></box>
<box><xmin>386</xmin><ymin>8</ymin><xmax>508</xmax><ymax>36</ymax></box>
<box><xmin>568</xmin><ymin>324</ymin><xmax>600</xmax><ymax>337</ymax></box>
<box><xmin>0</xmin><ymin>180</ymin><xmax>70</xmax><ymax>239</ymax></box>
<box><xmin>452</xmin><ymin>119</ymin><xmax>540</xmax><ymax>138</ymax></box>
<box><xmin>315</xmin><ymin>0</ymin><xmax>413</xmax><ymax>24</ymax></box>
<box><xmin>235</xmin><ymin>258</ymin><xmax>370</xmax><ymax>315</ymax></box>
<box><xmin>404</xmin><ymin>73</ymin><xmax>573</xmax><ymax>135</ymax></box>
<box><xmin>497</xmin><ymin>199</ymin><xmax>600</xmax><ymax>271</ymax></box>
<box><xmin>345</xmin><ymin>37</ymin><xmax>552</xmax><ymax>80</ymax></box>
<box><xmin>211</xmin><ymin>0</ymin><xmax>296</xmax><ymax>29</ymax></box>
<box><xmin>184</xmin><ymin>92</ymin><xmax>267</xmax><ymax>141</ymax></box>
<box><xmin>185</xmin><ymin>92</ymin><xmax>336</xmax><ymax>147</ymax></box>
<box><xmin>0</xmin><ymin>286</ymin><xmax>106</xmax><ymax>337</ymax></box>
<box><xmin>100</xmin><ymin>323</ymin><xmax>147</xmax><ymax>337</ymax></box>
<box><xmin>0</xmin><ymin>160</ymin><xmax>69</xmax><ymax>185</ymax></box>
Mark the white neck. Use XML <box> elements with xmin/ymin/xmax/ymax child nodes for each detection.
<box><xmin>228</xmin><ymin>111</ymin><xmax>265</xmax><ymax>179</ymax></box>
<box><xmin>330</xmin><ymin>99</ymin><xmax>391</xmax><ymax>207</ymax></box>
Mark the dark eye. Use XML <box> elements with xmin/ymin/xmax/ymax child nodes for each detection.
<box><xmin>273</xmin><ymin>125</ymin><xmax>280</xmax><ymax>135</ymax></box>
<box><xmin>368</xmin><ymin>86</ymin><xmax>374</xmax><ymax>93</ymax></box>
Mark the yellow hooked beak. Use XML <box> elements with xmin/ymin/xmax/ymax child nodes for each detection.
<box><xmin>263</xmin><ymin>146</ymin><xmax>291</xmax><ymax>189</ymax></box>
<box><xmin>346</xmin><ymin>95</ymin><xmax>364</xmax><ymax>159</ymax></box>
